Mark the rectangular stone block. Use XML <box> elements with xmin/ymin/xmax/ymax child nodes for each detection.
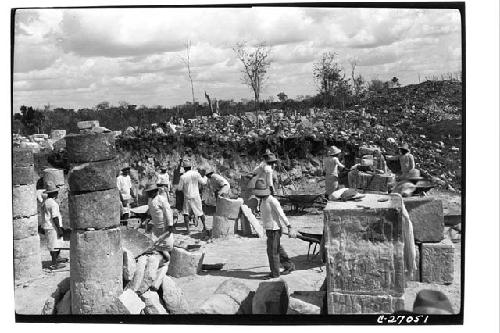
<box><xmin>421</xmin><ymin>239</ymin><xmax>454</xmax><ymax>284</ymax></box>
<box><xmin>43</xmin><ymin>168</ymin><xmax>65</xmax><ymax>187</ymax></box>
<box><xmin>77</xmin><ymin>120</ymin><xmax>99</xmax><ymax>130</ymax></box>
<box><xmin>13</xmin><ymin>166</ymin><xmax>35</xmax><ymax>185</ymax></box>
<box><xmin>69</xmin><ymin>189</ymin><xmax>121</xmax><ymax>230</ymax></box>
<box><xmin>13</xmin><ymin>234</ymin><xmax>41</xmax><ymax>259</ymax></box>
<box><xmin>14</xmin><ymin>252</ymin><xmax>42</xmax><ymax>281</ymax></box>
<box><xmin>328</xmin><ymin>292</ymin><xmax>404</xmax><ymax>314</ymax></box>
<box><xmin>13</xmin><ymin>184</ymin><xmax>37</xmax><ymax>218</ymax></box>
<box><xmin>13</xmin><ymin>215</ymin><xmax>38</xmax><ymax>240</ymax></box>
<box><xmin>324</xmin><ymin>194</ymin><xmax>405</xmax><ymax>296</ymax></box>
<box><xmin>13</xmin><ymin>148</ymin><xmax>34</xmax><ymax>167</ymax></box>
<box><xmin>404</xmin><ymin>197</ymin><xmax>444</xmax><ymax>243</ymax></box>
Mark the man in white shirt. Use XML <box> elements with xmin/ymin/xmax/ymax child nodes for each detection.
<box><xmin>254</xmin><ymin>178</ymin><xmax>297</xmax><ymax>279</ymax></box>
<box><xmin>145</xmin><ymin>183</ymin><xmax>174</xmax><ymax>249</ymax></box>
<box><xmin>117</xmin><ymin>165</ymin><xmax>135</xmax><ymax>220</ymax></box>
<box><xmin>42</xmin><ymin>182</ymin><xmax>66</xmax><ymax>270</ymax></box>
<box><xmin>156</xmin><ymin>164</ymin><xmax>170</xmax><ymax>202</ymax></box>
<box><xmin>177</xmin><ymin>160</ymin><xmax>208</xmax><ymax>234</ymax></box>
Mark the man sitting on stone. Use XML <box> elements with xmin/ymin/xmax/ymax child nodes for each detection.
<box><xmin>177</xmin><ymin>159</ymin><xmax>208</xmax><ymax>234</ymax></box>
<box><xmin>42</xmin><ymin>182</ymin><xmax>66</xmax><ymax>270</ymax></box>
<box><xmin>145</xmin><ymin>183</ymin><xmax>174</xmax><ymax>249</ymax></box>
<box><xmin>386</xmin><ymin>143</ymin><xmax>415</xmax><ymax>179</ymax></box>
<box><xmin>254</xmin><ymin>179</ymin><xmax>297</xmax><ymax>279</ymax></box>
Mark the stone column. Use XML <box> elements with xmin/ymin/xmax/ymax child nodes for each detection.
<box><xmin>213</xmin><ymin>197</ymin><xmax>243</xmax><ymax>238</ymax></box>
<box><xmin>66</xmin><ymin>132</ymin><xmax>122</xmax><ymax>314</ymax></box>
<box><xmin>13</xmin><ymin>149</ymin><xmax>42</xmax><ymax>281</ymax></box>
<box><xmin>323</xmin><ymin>194</ymin><xmax>405</xmax><ymax>314</ymax></box>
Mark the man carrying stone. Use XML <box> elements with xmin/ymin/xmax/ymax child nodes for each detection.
<box><xmin>145</xmin><ymin>183</ymin><xmax>174</xmax><ymax>249</ymax></box>
<box><xmin>204</xmin><ymin>166</ymin><xmax>231</xmax><ymax>201</ymax></box>
<box><xmin>117</xmin><ymin>165</ymin><xmax>135</xmax><ymax>220</ymax></box>
<box><xmin>254</xmin><ymin>179</ymin><xmax>297</xmax><ymax>279</ymax></box>
<box><xmin>42</xmin><ymin>181</ymin><xmax>66</xmax><ymax>270</ymax></box>
<box><xmin>177</xmin><ymin>159</ymin><xmax>208</xmax><ymax>234</ymax></box>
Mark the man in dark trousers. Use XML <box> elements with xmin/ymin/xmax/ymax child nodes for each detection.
<box><xmin>254</xmin><ymin>178</ymin><xmax>297</xmax><ymax>279</ymax></box>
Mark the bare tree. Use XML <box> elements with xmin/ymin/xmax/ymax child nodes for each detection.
<box><xmin>180</xmin><ymin>40</ymin><xmax>196</xmax><ymax>116</ymax></box>
<box><xmin>233</xmin><ymin>42</ymin><xmax>272</xmax><ymax>127</ymax></box>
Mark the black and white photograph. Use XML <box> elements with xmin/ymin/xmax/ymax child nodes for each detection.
<box><xmin>7</xmin><ymin>1</ymin><xmax>486</xmax><ymax>326</ymax></box>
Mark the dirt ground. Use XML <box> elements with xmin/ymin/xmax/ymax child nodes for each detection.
<box><xmin>15</xmin><ymin>193</ymin><xmax>462</xmax><ymax>315</ymax></box>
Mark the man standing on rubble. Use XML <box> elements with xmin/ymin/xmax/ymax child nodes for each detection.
<box><xmin>145</xmin><ymin>183</ymin><xmax>174</xmax><ymax>247</ymax></box>
<box><xmin>177</xmin><ymin>159</ymin><xmax>208</xmax><ymax>234</ymax></box>
<box><xmin>42</xmin><ymin>182</ymin><xmax>67</xmax><ymax>270</ymax></box>
<box><xmin>254</xmin><ymin>179</ymin><xmax>297</xmax><ymax>279</ymax></box>
<box><xmin>117</xmin><ymin>165</ymin><xmax>135</xmax><ymax>221</ymax></box>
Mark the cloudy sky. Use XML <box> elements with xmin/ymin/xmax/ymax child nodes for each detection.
<box><xmin>13</xmin><ymin>7</ymin><xmax>462</xmax><ymax>112</ymax></box>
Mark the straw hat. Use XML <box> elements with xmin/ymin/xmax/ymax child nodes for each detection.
<box><xmin>329</xmin><ymin>146</ymin><xmax>341</xmax><ymax>156</ymax></box>
<box><xmin>44</xmin><ymin>181</ymin><xmax>59</xmax><ymax>194</ymax></box>
<box><xmin>253</xmin><ymin>179</ymin><xmax>271</xmax><ymax>196</ymax></box>
<box><xmin>413</xmin><ymin>290</ymin><xmax>454</xmax><ymax>314</ymax></box>
<box><xmin>144</xmin><ymin>183</ymin><xmax>159</xmax><ymax>192</ymax></box>
<box><xmin>265</xmin><ymin>153</ymin><xmax>278</xmax><ymax>164</ymax></box>
<box><xmin>404</xmin><ymin>169</ymin><xmax>424</xmax><ymax>181</ymax></box>
<box><xmin>263</xmin><ymin>149</ymin><xmax>273</xmax><ymax>157</ymax></box>
<box><xmin>398</xmin><ymin>143</ymin><xmax>410</xmax><ymax>152</ymax></box>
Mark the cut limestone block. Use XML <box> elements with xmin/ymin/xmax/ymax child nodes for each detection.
<box><xmin>129</xmin><ymin>255</ymin><xmax>148</xmax><ymax>292</ymax></box>
<box><xmin>109</xmin><ymin>289</ymin><xmax>145</xmax><ymax>314</ymax></box>
<box><xmin>287</xmin><ymin>297</ymin><xmax>321</xmax><ymax>314</ymax></box>
<box><xmin>198</xmin><ymin>278</ymin><xmax>252</xmax><ymax>314</ymax></box>
<box><xmin>138</xmin><ymin>253</ymin><xmax>163</xmax><ymax>294</ymax></box>
<box><xmin>141</xmin><ymin>291</ymin><xmax>168</xmax><ymax>314</ymax></box>
<box><xmin>57</xmin><ymin>185</ymin><xmax>70</xmax><ymax>230</ymax></box>
<box><xmin>13</xmin><ymin>215</ymin><xmax>38</xmax><ymax>240</ymax></box>
<box><xmin>123</xmin><ymin>248</ymin><xmax>136</xmax><ymax>282</ymax></box>
<box><xmin>13</xmin><ymin>166</ymin><xmax>35</xmax><ymax>185</ymax></box>
<box><xmin>161</xmin><ymin>275</ymin><xmax>190</xmax><ymax>314</ymax></box>
<box><xmin>288</xmin><ymin>291</ymin><xmax>326</xmax><ymax>315</ymax></box>
<box><xmin>77</xmin><ymin>120</ymin><xmax>99</xmax><ymax>130</ymax></box>
<box><xmin>240</xmin><ymin>204</ymin><xmax>264</xmax><ymax>238</ymax></box>
<box><xmin>212</xmin><ymin>215</ymin><xmax>235</xmax><ymax>238</ymax></box>
<box><xmin>13</xmin><ymin>184</ymin><xmax>37</xmax><ymax>218</ymax></box>
<box><xmin>13</xmin><ymin>148</ymin><xmax>34</xmax><ymax>167</ymax></box>
<box><xmin>167</xmin><ymin>247</ymin><xmax>204</xmax><ymax>278</ymax></box>
<box><xmin>152</xmin><ymin>264</ymin><xmax>170</xmax><ymax>291</ymax></box>
<box><xmin>69</xmin><ymin>189</ymin><xmax>121</xmax><ymax>230</ymax></box>
<box><xmin>13</xmin><ymin>234</ymin><xmax>41</xmax><ymax>259</ymax></box>
<box><xmin>51</xmin><ymin>130</ymin><xmax>66</xmax><ymax>141</ymax></box>
<box><xmin>216</xmin><ymin>197</ymin><xmax>244</xmax><ymax>219</ymax></box>
<box><xmin>56</xmin><ymin>290</ymin><xmax>72</xmax><ymax>315</ymax></box>
<box><xmin>421</xmin><ymin>239</ymin><xmax>454</xmax><ymax>284</ymax></box>
<box><xmin>403</xmin><ymin>197</ymin><xmax>444</xmax><ymax>243</ymax></box>
<box><xmin>14</xmin><ymin>252</ymin><xmax>42</xmax><ymax>281</ymax></box>
<box><xmin>65</xmin><ymin>132</ymin><xmax>116</xmax><ymax>163</ymax></box>
<box><xmin>252</xmin><ymin>279</ymin><xmax>290</xmax><ymax>314</ymax></box>
<box><xmin>324</xmin><ymin>194</ymin><xmax>405</xmax><ymax>297</ymax></box>
<box><xmin>43</xmin><ymin>168</ymin><xmax>65</xmax><ymax>187</ymax></box>
<box><xmin>70</xmin><ymin>228</ymin><xmax>123</xmax><ymax>314</ymax></box>
<box><xmin>68</xmin><ymin>159</ymin><xmax>117</xmax><ymax>192</ymax></box>
<box><xmin>328</xmin><ymin>292</ymin><xmax>405</xmax><ymax>314</ymax></box>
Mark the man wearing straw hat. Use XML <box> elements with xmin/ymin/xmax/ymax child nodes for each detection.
<box><xmin>117</xmin><ymin>164</ymin><xmax>135</xmax><ymax>220</ymax></box>
<box><xmin>386</xmin><ymin>143</ymin><xmax>415</xmax><ymax>178</ymax></box>
<box><xmin>254</xmin><ymin>179</ymin><xmax>297</xmax><ymax>279</ymax></box>
<box><xmin>177</xmin><ymin>159</ymin><xmax>208</xmax><ymax>234</ymax></box>
<box><xmin>204</xmin><ymin>166</ymin><xmax>231</xmax><ymax>200</ymax></box>
<box><xmin>42</xmin><ymin>181</ymin><xmax>66</xmax><ymax>270</ymax></box>
<box><xmin>145</xmin><ymin>183</ymin><xmax>174</xmax><ymax>247</ymax></box>
<box><xmin>324</xmin><ymin>146</ymin><xmax>346</xmax><ymax>197</ymax></box>
<box><xmin>247</xmin><ymin>149</ymin><xmax>278</xmax><ymax>214</ymax></box>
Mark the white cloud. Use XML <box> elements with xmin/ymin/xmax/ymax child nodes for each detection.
<box><xmin>13</xmin><ymin>7</ymin><xmax>462</xmax><ymax>112</ymax></box>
